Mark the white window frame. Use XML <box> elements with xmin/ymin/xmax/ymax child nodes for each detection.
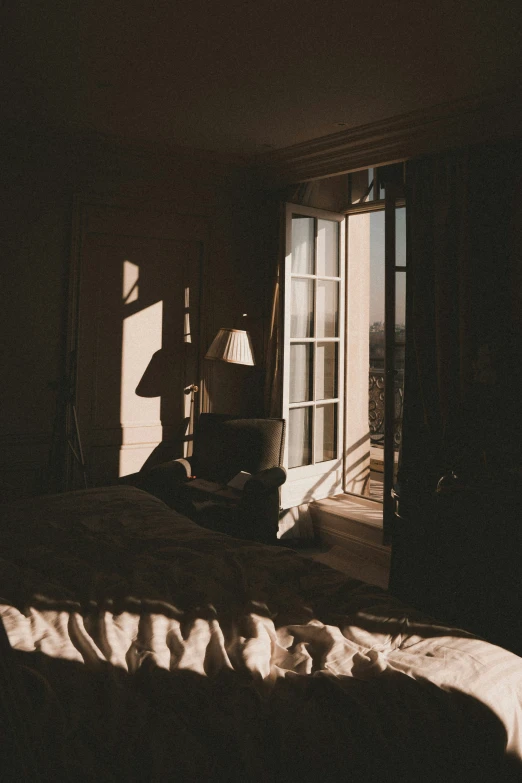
<box><xmin>281</xmin><ymin>203</ymin><xmax>346</xmax><ymax>509</ymax></box>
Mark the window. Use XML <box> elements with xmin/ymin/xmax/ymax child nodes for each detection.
<box><xmin>282</xmin><ymin>205</ymin><xmax>345</xmax><ymax>509</ymax></box>
<box><xmin>346</xmin><ymin>168</ymin><xmax>406</xmax><ymax>537</ymax></box>
<box><xmin>282</xmin><ymin>165</ymin><xmax>406</xmax><ymax>538</ymax></box>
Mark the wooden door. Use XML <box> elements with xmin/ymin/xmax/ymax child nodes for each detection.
<box><xmin>70</xmin><ymin>203</ymin><xmax>205</xmax><ymax>487</ymax></box>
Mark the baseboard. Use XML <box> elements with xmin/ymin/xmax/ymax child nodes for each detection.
<box><xmin>310</xmin><ymin>494</ymin><xmax>384</xmax><ymax>546</ymax></box>
<box><xmin>309</xmin><ymin>497</ymin><xmax>391</xmax><ymax>569</ymax></box>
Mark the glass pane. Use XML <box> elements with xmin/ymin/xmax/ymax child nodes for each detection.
<box><xmin>395</xmin><ymin>272</ymin><xmax>406</xmax><ymax>336</ymax></box>
<box><xmin>395</xmin><ymin>341</ymin><xmax>405</xmax><ymax>372</ymax></box>
<box><xmin>316</xmin><ymin>342</ymin><xmax>338</xmax><ymax>400</ymax></box>
<box><xmin>396</xmin><ymin>207</ymin><xmax>406</xmax><ymax>266</ymax></box>
<box><xmin>375</xmin><ymin>167</ymin><xmax>386</xmax><ymax>200</ymax></box>
<box><xmin>350</xmin><ymin>168</ymin><xmax>371</xmax><ymax>204</ymax></box>
<box><xmin>292</xmin><ymin>216</ymin><xmax>314</xmax><ymax>274</ymax></box>
<box><xmin>315</xmin><ymin>404</ymin><xmax>337</xmax><ymax>463</ymax></box>
<box><xmin>316</xmin><ymin>280</ymin><xmax>338</xmax><ymax>337</ymax></box>
<box><xmin>367</xmin><ymin>167</ymin><xmax>385</xmax><ymax>200</ymax></box>
<box><xmin>316</xmin><ymin>220</ymin><xmax>339</xmax><ymax>277</ymax></box>
<box><xmin>291</xmin><ymin>278</ymin><xmax>314</xmax><ymax>337</ymax></box>
<box><xmin>288</xmin><ymin>407</ymin><xmax>312</xmax><ymax>468</ymax></box>
<box><xmin>370</xmin><ymin>210</ymin><xmax>384</xmax><ymax>342</ymax></box>
<box><xmin>369</xmin><ymin>168</ymin><xmax>375</xmax><ymax>200</ymax></box>
<box><xmin>290</xmin><ymin>343</ymin><xmax>313</xmax><ymax>403</ymax></box>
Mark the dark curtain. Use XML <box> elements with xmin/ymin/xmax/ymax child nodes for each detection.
<box><xmin>263</xmin><ymin>202</ymin><xmax>285</xmax><ymax>419</ymax></box>
<box><xmin>398</xmin><ymin>138</ymin><xmax>522</xmax><ymax>513</ymax></box>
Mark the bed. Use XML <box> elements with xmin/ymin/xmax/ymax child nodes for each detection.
<box><xmin>1</xmin><ymin>485</ymin><xmax>522</xmax><ymax>782</ymax></box>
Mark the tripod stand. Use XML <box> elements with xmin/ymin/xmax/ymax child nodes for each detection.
<box><xmin>48</xmin><ymin>350</ymin><xmax>88</xmax><ymax>492</ymax></box>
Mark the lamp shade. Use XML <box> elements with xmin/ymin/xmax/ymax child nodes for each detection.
<box><xmin>205</xmin><ymin>328</ymin><xmax>255</xmax><ymax>365</ymax></box>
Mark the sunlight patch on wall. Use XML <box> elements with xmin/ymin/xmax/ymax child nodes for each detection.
<box><xmin>123</xmin><ymin>260</ymin><xmax>139</xmax><ymax>303</ymax></box>
<box><xmin>184</xmin><ymin>286</ymin><xmax>191</xmax><ymax>343</ymax></box>
<box><xmin>119</xmin><ymin>300</ymin><xmax>163</xmax><ymax>476</ymax></box>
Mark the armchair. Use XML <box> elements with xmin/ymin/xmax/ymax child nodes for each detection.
<box><xmin>128</xmin><ymin>414</ymin><xmax>286</xmax><ymax>544</ymax></box>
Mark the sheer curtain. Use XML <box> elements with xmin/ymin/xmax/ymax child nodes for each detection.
<box><xmin>264</xmin><ymin>204</ymin><xmax>285</xmax><ymax>419</ymax></box>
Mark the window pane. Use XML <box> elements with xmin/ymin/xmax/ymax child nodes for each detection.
<box><xmin>290</xmin><ymin>343</ymin><xmax>313</xmax><ymax>403</ymax></box>
<box><xmin>395</xmin><ymin>272</ymin><xmax>406</xmax><ymax>334</ymax></box>
<box><xmin>375</xmin><ymin>167</ymin><xmax>386</xmax><ymax>200</ymax></box>
<box><xmin>350</xmin><ymin>168</ymin><xmax>372</xmax><ymax>204</ymax></box>
<box><xmin>292</xmin><ymin>216</ymin><xmax>314</xmax><ymax>274</ymax></box>
<box><xmin>316</xmin><ymin>342</ymin><xmax>337</xmax><ymax>400</ymax></box>
<box><xmin>315</xmin><ymin>404</ymin><xmax>337</xmax><ymax>463</ymax></box>
<box><xmin>370</xmin><ymin>210</ymin><xmax>384</xmax><ymax>336</ymax></box>
<box><xmin>396</xmin><ymin>207</ymin><xmax>406</xmax><ymax>267</ymax></box>
<box><xmin>316</xmin><ymin>220</ymin><xmax>339</xmax><ymax>277</ymax></box>
<box><xmin>288</xmin><ymin>407</ymin><xmax>312</xmax><ymax>468</ymax></box>
<box><xmin>291</xmin><ymin>278</ymin><xmax>314</xmax><ymax>337</ymax></box>
<box><xmin>316</xmin><ymin>280</ymin><xmax>338</xmax><ymax>337</ymax></box>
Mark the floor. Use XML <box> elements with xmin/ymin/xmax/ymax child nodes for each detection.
<box><xmin>299</xmin><ymin>541</ymin><xmax>390</xmax><ymax>590</ymax></box>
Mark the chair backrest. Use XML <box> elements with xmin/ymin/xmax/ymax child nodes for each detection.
<box><xmin>191</xmin><ymin>414</ymin><xmax>286</xmax><ymax>483</ymax></box>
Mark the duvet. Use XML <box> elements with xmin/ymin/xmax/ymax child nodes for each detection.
<box><xmin>1</xmin><ymin>486</ymin><xmax>522</xmax><ymax>782</ymax></box>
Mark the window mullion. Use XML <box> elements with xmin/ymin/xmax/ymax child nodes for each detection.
<box><xmin>289</xmin><ymin>397</ymin><xmax>338</xmax><ymax>408</ymax></box>
<box><xmin>311</xmin><ymin>219</ymin><xmax>318</xmax><ymax>465</ymax></box>
<box><xmin>290</xmin><ymin>336</ymin><xmax>338</xmax><ymax>343</ymax></box>
<box><xmin>294</xmin><ymin>273</ymin><xmax>341</xmax><ymax>281</ymax></box>
<box><xmin>383</xmin><ymin>185</ymin><xmax>397</xmax><ymax>542</ymax></box>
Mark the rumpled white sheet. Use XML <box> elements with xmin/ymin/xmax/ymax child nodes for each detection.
<box><xmin>1</xmin><ymin>604</ymin><xmax>389</xmax><ymax>680</ymax></box>
<box><xmin>3</xmin><ymin>599</ymin><xmax>522</xmax><ymax>760</ymax></box>
<box><xmin>2</xmin><ymin>486</ymin><xmax>522</xmax><ymax>781</ymax></box>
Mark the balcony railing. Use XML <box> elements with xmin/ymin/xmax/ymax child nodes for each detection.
<box><xmin>369</xmin><ymin>368</ymin><xmax>404</xmax><ymax>447</ymax></box>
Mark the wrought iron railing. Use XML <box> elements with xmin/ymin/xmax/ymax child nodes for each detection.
<box><xmin>369</xmin><ymin>368</ymin><xmax>404</xmax><ymax>447</ymax></box>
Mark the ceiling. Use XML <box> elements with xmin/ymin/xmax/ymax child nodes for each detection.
<box><xmin>4</xmin><ymin>0</ymin><xmax>522</xmax><ymax>159</ymax></box>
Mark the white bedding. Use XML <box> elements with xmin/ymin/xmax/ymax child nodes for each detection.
<box><xmin>2</xmin><ymin>486</ymin><xmax>522</xmax><ymax>781</ymax></box>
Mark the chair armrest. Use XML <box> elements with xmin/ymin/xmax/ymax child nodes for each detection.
<box><xmin>131</xmin><ymin>457</ymin><xmax>194</xmax><ymax>510</ymax></box>
<box><xmin>243</xmin><ymin>466</ymin><xmax>287</xmax><ymax>495</ymax></box>
<box><xmin>120</xmin><ymin>458</ymin><xmax>193</xmax><ymax>488</ymax></box>
<box><xmin>145</xmin><ymin>457</ymin><xmax>193</xmax><ymax>484</ymax></box>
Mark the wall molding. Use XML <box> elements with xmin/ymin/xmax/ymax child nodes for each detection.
<box><xmin>1</xmin><ymin>119</ymin><xmax>248</xmax><ymax>179</ymax></box>
<box><xmin>254</xmin><ymin>91</ymin><xmax>522</xmax><ymax>186</ymax></box>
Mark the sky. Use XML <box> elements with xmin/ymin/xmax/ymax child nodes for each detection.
<box><xmin>370</xmin><ymin>207</ymin><xmax>406</xmax><ymax>325</ymax></box>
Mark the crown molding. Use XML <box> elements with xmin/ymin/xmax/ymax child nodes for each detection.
<box><xmin>253</xmin><ymin>91</ymin><xmax>522</xmax><ymax>186</ymax></box>
<box><xmin>0</xmin><ymin>119</ymin><xmax>249</xmax><ymax>176</ymax></box>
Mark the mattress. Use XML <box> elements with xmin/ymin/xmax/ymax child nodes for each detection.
<box><xmin>1</xmin><ymin>485</ymin><xmax>522</xmax><ymax>782</ymax></box>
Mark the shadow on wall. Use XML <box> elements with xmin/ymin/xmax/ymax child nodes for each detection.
<box><xmin>70</xmin><ymin>230</ymin><xmax>202</xmax><ymax>489</ymax></box>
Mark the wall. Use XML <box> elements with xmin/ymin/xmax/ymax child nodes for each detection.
<box><xmin>0</xmin><ymin>127</ymin><xmax>266</xmax><ymax>500</ymax></box>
